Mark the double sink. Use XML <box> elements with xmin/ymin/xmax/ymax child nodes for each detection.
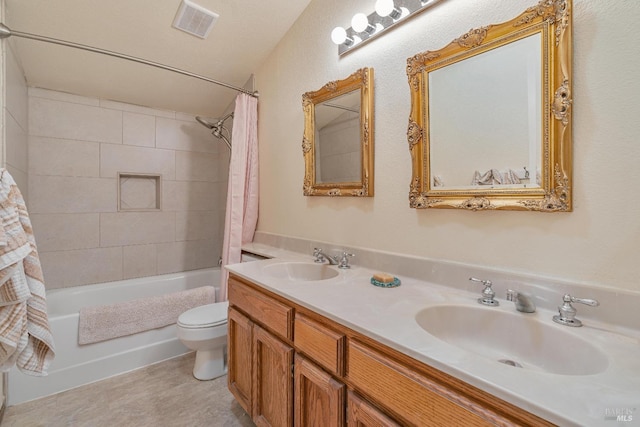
<box><xmin>262</xmin><ymin>261</ymin><xmax>609</xmax><ymax>376</ymax></box>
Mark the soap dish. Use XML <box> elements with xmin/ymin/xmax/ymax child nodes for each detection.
<box><xmin>370</xmin><ymin>276</ymin><xmax>401</xmax><ymax>288</ymax></box>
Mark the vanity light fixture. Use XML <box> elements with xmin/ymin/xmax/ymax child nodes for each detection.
<box><xmin>331</xmin><ymin>0</ymin><xmax>445</xmax><ymax>55</ymax></box>
<box><xmin>331</xmin><ymin>27</ymin><xmax>354</xmax><ymax>46</ymax></box>
<box><xmin>375</xmin><ymin>0</ymin><xmax>406</xmax><ymax>20</ymax></box>
<box><xmin>351</xmin><ymin>13</ymin><xmax>377</xmax><ymax>35</ymax></box>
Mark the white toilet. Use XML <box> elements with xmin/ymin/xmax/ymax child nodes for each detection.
<box><xmin>177</xmin><ymin>300</ymin><xmax>229</xmax><ymax>380</ymax></box>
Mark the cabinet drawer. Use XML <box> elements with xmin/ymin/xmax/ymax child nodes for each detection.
<box><xmin>347</xmin><ymin>340</ymin><xmax>495</xmax><ymax>427</ymax></box>
<box><xmin>229</xmin><ymin>276</ymin><xmax>293</xmax><ymax>340</ymax></box>
<box><xmin>294</xmin><ymin>313</ymin><xmax>345</xmax><ymax>376</ymax></box>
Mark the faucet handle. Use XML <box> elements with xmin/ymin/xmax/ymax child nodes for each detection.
<box><xmin>337</xmin><ymin>252</ymin><xmax>355</xmax><ymax>269</ymax></box>
<box><xmin>469</xmin><ymin>277</ymin><xmax>499</xmax><ymax>306</ymax></box>
<box><xmin>566</xmin><ymin>294</ymin><xmax>599</xmax><ymax>307</ymax></box>
<box><xmin>553</xmin><ymin>294</ymin><xmax>599</xmax><ymax>327</ymax></box>
<box><xmin>312</xmin><ymin>248</ymin><xmax>323</xmax><ymax>263</ymax></box>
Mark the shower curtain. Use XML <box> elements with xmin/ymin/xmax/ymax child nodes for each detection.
<box><xmin>219</xmin><ymin>93</ymin><xmax>259</xmax><ymax>301</ymax></box>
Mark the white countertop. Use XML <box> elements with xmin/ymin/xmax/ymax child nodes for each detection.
<box><xmin>230</xmin><ymin>244</ymin><xmax>640</xmax><ymax>426</ymax></box>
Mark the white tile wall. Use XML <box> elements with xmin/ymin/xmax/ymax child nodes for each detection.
<box><xmin>176</xmin><ymin>211</ymin><xmax>219</xmax><ymax>241</ymax></box>
<box><xmin>29</xmin><ymin>97</ymin><xmax>123</xmax><ymax>144</ymax></box>
<box><xmin>29</xmin><ymin>136</ymin><xmax>100</xmax><ymax>177</ymax></box>
<box><xmin>5</xmin><ymin>113</ymin><xmax>28</xmax><ymax>172</ymax></box>
<box><xmin>156</xmin><ymin>239</ymin><xmax>219</xmax><ymax>275</ymax></box>
<box><xmin>28</xmin><ymin>89</ymin><xmax>228</xmax><ymax>289</ymax></box>
<box><xmin>99</xmin><ymin>212</ymin><xmax>176</xmax><ymax>247</ymax></box>
<box><xmin>123</xmin><ymin>244</ymin><xmax>158</xmax><ymax>279</ymax></box>
<box><xmin>123</xmin><ymin>112</ymin><xmax>156</xmax><ymax>147</ymax></box>
<box><xmin>155</xmin><ymin>117</ymin><xmax>219</xmax><ymax>153</ymax></box>
<box><xmin>28</xmin><ymin>176</ymin><xmax>117</xmax><ymax>214</ymax></box>
<box><xmin>162</xmin><ymin>181</ymin><xmax>219</xmax><ymax>212</ymax></box>
<box><xmin>175</xmin><ymin>151</ymin><xmax>219</xmax><ymax>182</ymax></box>
<box><xmin>100</xmin><ymin>144</ymin><xmax>176</xmax><ymax>179</ymax></box>
<box><xmin>38</xmin><ymin>247</ymin><xmax>123</xmax><ymax>288</ymax></box>
<box><xmin>4</xmin><ymin>43</ymin><xmax>29</xmax><ymax>201</ymax></box>
<box><xmin>30</xmin><ymin>213</ymin><xmax>100</xmax><ymax>252</ymax></box>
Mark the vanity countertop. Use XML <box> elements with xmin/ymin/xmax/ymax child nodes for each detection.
<box><xmin>230</xmin><ymin>244</ymin><xmax>640</xmax><ymax>427</ymax></box>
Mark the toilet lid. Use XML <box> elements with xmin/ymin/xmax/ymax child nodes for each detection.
<box><xmin>178</xmin><ymin>301</ymin><xmax>228</xmax><ymax>328</ymax></box>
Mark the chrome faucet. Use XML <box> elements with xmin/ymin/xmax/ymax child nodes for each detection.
<box><xmin>313</xmin><ymin>248</ymin><xmax>355</xmax><ymax>268</ymax></box>
<box><xmin>469</xmin><ymin>277</ymin><xmax>499</xmax><ymax>306</ymax></box>
<box><xmin>313</xmin><ymin>248</ymin><xmax>337</xmax><ymax>265</ymax></box>
<box><xmin>553</xmin><ymin>294</ymin><xmax>599</xmax><ymax>327</ymax></box>
<box><xmin>313</xmin><ymin>248</ymin><xmax>354</xmax><ymax>269</ymax></box>
<box><xmin>506</xmin><ymin>290</ymin><xmax>536</xmax><ymax>313</ymax></box>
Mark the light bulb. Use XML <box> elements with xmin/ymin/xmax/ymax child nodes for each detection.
<box><xmin>331</xmin><ymin>26</ymin><xmax>347</xmax><ymax>45</ymax></box>
<box><xmin>398</xmin><ymin>7</ymin><xmax>410</xmax><ymax>19</ymax></box>
<box><xmin>375</xmin><ymin>0</ymin><xmax>395</xmax><ymax>17</ymax></box>
<box><xmin>351</xmin><ymin>13</ymin><xmax>369</xmax><ymax>33</ymax></box>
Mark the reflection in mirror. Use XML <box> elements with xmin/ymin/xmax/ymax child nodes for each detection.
<box><xmin>314</xmin><ymin>90</ymin><xmax>361</xmax><ymax>184</ymax></box>
<box><xmin>406</xmin><ymin>0</ymin><xmax>572</xmax><ymax>211</ymax></box>
<box><xmin>429</xmin><ymin>33</ymin><xmax>541</xmax><ymax>189</ymax></box>
<box><xmin>302</xmin><ymin>67</ymin><xmax>374</xmax><ymax>197</ymax></box>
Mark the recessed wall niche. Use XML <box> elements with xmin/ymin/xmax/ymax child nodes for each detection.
<box><xmin>118</xmin><ymin>173</ymin><xmax>162</xmax><ymax>212</ymax></box>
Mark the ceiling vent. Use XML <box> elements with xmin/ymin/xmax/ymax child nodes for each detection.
<box><xmin>172</xmin><ymin>0</ymin><xmax>219</xmax><ymax>39</ymax></box>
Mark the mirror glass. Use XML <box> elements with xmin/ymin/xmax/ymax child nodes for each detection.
<box><xmin>429</xmin><ymin>33</ymin><xmax>541</xmax><ymax>189</ymax></box>
<box><xmin>302</xmin><ymin>67</ymin><xmax>374</xmax><ymax>197</ymax></box>
<box><xmin>314</xmin><ymin>90</ymin><xmax>361</xmax><ymax>184</ymax></box>
<box><xmin>406</xmin><ymin>0</ymin><xmax>572</xmax><ymax>211</ymax></box>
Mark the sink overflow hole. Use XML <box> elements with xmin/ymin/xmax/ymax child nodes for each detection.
<box><xmin>497</xmin><ymin>359</ymin><xmax>523</xmax><ymax>368</ymax></box>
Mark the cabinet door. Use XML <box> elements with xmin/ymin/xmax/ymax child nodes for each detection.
<box><xmin>253</xmin><ymin>324</ymin><xmax>294</xmax><ymax>427</ymax></box>
<box><xmin>294</xmin><ymin>354</ymin><xmax>345</xmax><ymax>427</ymax></box>
<box><xmin>228</xmin><ymin>307</ymin><xmax>254</xmax><ymax>416</ymax></box>
<box><xmin>347</xmin><ymin>391</ymin><xmax>400</xmax><ymax>427</ymax></box>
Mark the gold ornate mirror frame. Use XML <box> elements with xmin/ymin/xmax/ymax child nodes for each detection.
<box><xmin>406</xmin><ymin>0</ymin><xmax>572</xmax><ymax>211</ymax></box>
<box><xmin>302</xmin><ymin>67</ymin><xmax>374</xmax><ymax>197</ymax></box>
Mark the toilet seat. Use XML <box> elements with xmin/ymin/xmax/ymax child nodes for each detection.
<box><xmin>178</xmin><ymin>301</ymin><xmax>229</xmax><ymax>329</ymax></box>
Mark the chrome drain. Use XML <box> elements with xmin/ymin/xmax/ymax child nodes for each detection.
<box><xmin>498</xmin><ymin>359</ymin><xmax>523</xmax><ymax>368</ymax></box>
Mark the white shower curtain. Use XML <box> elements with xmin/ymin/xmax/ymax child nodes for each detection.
<box><xmin>219</xmin><ymin>93</ymin><xmax>259</xmax><ymax>301</ymax></box>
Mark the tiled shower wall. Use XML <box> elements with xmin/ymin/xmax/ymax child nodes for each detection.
<box><xmin>3</xmin><ymin>41</ymin><xmax>29</xmax><ymax>197</ymax></box>
<box><xmin>28</xmin><ymin>88</ymin><xmax>228</xmax><ymax>289</ymax></box>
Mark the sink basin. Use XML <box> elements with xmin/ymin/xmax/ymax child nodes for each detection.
<box><xmin>262</xmin><ymin>262</ymin><xmax>339</xmax><ymax>281</ymax></box>
<box><xmin>415</xmin><ymin>305</ymin><xmax>608</xmax><ymax>375</ymax></box>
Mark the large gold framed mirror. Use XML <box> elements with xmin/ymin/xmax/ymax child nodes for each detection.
<box><xmin>406</xmin><ymin>0</ymin><xmax>572</xmax><ymax>211</ymax></box>
<box><xmin>302</xmin><ymin>67</ymin><xmax>374</xmax><ymax>197</ymax></box>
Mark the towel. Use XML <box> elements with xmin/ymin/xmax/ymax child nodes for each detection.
<box><xmin>78</xmin><ymin>285</ymin><xmax>216</xmax><ymax>345</ymax></box>
<box><xmin>0</xmin><ymin>169</ymin><xmax>55</xmax><ymax>376</ymax></box>
<box><xmin>471</xmin><ymin>169</ymin><xmax>521</xmax><ymax>186</ymax></box>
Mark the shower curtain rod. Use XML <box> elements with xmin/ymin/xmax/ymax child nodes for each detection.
<box><xmin>0</xmin><ymin>23</ymin><xmax>259</xmax><ymax>98</ymax></box>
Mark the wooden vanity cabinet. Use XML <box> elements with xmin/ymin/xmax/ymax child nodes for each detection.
<box><xmin>227</xmin><ymin>278</ymin><xmax>295</xmax><ymax>427</ymax></box>
<box><xmin>347</xmin><ymin>391</ymin><xmax>400</xmax><ymax>427</ymax></box>
<box><xmin>294</xmin><ymin>354</ymin><xmax>345</xmax><ymax>427</ymax></box>
<box><xmin>227</xmin><ymin>274</ymin><xmax>554</xmax><ymax>427</ymax></box>
<box><xmin>253</xmin><ymin>324</ymin><xmax>294</xmax><ymax>427</ymax></box>
<box><xmin>227</xmin><ymin>307</ymin><xmax>253</xmax><ymax>414</ymax></box>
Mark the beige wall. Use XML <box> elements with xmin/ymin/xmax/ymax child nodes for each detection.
<box><xmin>28</xmin><ymin>89</ymin><xmax>227</xmax><ymax>289</ymax></box>
<box><xmin>255</xmin><ymin>0</ymin><xmax>640</xmax><ymax>292</ymax></box>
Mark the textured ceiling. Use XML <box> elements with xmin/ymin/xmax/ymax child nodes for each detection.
<box><xmin>4</xmin><ymin>0</ymin><xmax>312</xmax><ymax>117</ymax></box>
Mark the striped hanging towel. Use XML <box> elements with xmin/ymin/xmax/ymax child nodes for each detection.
<box><xmin>0</xmin><ymin>169</ymin><xmax>55</xmax><ymax>376</ymax></box>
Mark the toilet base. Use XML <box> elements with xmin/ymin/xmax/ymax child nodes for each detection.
<box><xmin>192</xmin><ymin>347</ymin><xmax>227</xmax><ymax>381</ymax></box>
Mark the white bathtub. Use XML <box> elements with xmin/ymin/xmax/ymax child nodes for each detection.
<box><xmin>7</xmin><ymin>268</ymin><xmax>220</xmax><ymax>405</ymax></box>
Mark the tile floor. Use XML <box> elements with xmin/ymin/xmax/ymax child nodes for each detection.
<box><xmin>2</xmin><ymin>353</ymin><xmax>254</xmax><ymax>427</ymax></box>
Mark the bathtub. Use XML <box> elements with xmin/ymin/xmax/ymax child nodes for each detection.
<box><xmin>7</xmin><ymin>268</ymin><xmax>220</xmax><ymax>405</ymax></box>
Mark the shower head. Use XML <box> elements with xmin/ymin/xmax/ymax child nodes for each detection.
<box><xmin>195</xmin><ymin>116</ymin><xmax>215</xmax><ymax>129</ymax></box>
<box><xmin>195</xmin><ymin>111</ymin><xmax>233</xmax><ymax>130</ymax></box>
<box><xmin>195</xmin><ymin>112</ymin><xmax>234</xmax><ymax>151</ymax></box>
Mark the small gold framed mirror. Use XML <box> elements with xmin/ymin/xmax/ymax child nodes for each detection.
<box><xmin>406</xmin><ymin>0</ymin><xmax>572</xmax><ymax>211</ymax></box>
<box><xmin>302</xmin><ymin>67</ymin><xmax>374</xmax><ymax>197</ymax></box>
